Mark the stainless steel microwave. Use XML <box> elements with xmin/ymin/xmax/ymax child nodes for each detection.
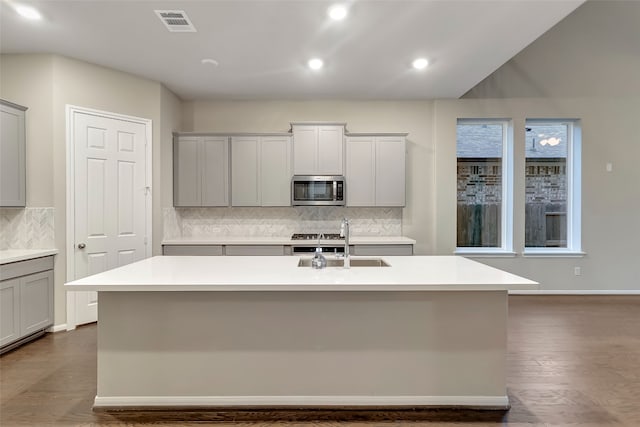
<box><xmin>291</xmin><ymin>175</ymin><xmax>345</xmax><ymax>206</ymax></box>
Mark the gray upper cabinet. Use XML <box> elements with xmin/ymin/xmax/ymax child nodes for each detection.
<box><xmin>231</xmin><ymin>135</ymin><xmax>292</xmax><ymax>206</ymax></box>
<box><xmin>173</xmin><ymin>135</ymin><xmax>229</xmax><ymax>207</ymax></box>
<box><xmin>260</xmin><ymin>136</ymin><xmax>292</xmax><ymax>206</ymax></box>
<box><xmin>292</xmin><ymin>123</ymin><xmax>344</xmax><ymax>175</ymax></box>
<box><xmin>346</xmin><ymin>134</ymin><xmax>407</xmax><ymax>207</ymax></box>
<box><xmin>0</xmin><ymin>100</ymin><xmax>27</xmax><ymax>207</ymax></box>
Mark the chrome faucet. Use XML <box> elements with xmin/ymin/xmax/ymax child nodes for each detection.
<box><xmin>311</xmin><ymin>233</ymin><xmax>326</xmax><ymax>269</ymax></box>
<box><xmin>340</xmin><ymin>218</ymin><xmax>350</xmax><ymax>269</ymax></box>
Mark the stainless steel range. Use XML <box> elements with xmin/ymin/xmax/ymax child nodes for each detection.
<box><xmin>291</xmin><ymin>233</ymin><xmax>342</xmax><ymax>240</ymax></box>
<box><xmin>291</xmin><ymin>233</ymin><xmax>345</xmax><ymax>254</ymax></box>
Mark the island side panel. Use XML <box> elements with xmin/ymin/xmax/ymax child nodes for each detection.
<box><xmin>96</xmin><ymin>290</ymin><xmax>507</xmax><ymax>407</ymax></box>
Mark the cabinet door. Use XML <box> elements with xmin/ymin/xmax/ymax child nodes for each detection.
<box><xmin>202</xmin><ymin>137</ymin><xmax>229</xmax><ymax>206</ymax></box>
<box><xmin>0</xmin><ymin>102</ymin><xmax>26</xmax><ymax>207</ymax></box>
<box><xmin>0</xmin><ymin>279</ymin><xmax>20</xmax><ymax>347</ymax></box>
<box><xmin>231</xmin><ymin>136</ymin><xmax>261</xmax><ymax>206</ymax></box>
<box><xmin>163</xmin><ymin>245</ymin><xmax>224</xmax><ymax>256</ymax></box>
<box><xmin>20</xmin><ymin>270</ymin><xmax>54</xmax><ymax>336</ymax></box>
<box><xmin>346</xmin><ymin>137</ymin><xmax>375</xmax><ymax>206</ymax></box>
<box><xmin>375</xmin><ymin>137</ymin><xmax>406</xmax><ymax>206</ymax></box>
<box><xmin>173</xmin><ymin>136</ymin><xmax>202</xmax><ymax>206</ymax></box>
<box><xmin>317</xmin><ymin>126</ymin><xmax>344</xmax><ymax>175</ymax></box>
<box><xmin>261</xmin><ymin>136</ymin><xmax>292</xmax><ymax>206</ymax></box>
<box><xmin>292</xmin><ymin>126</ymin><xmax>318</xmax><ymax>175</ymax></box>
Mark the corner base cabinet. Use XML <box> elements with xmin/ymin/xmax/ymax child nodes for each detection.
<box><xmin>0</xmin><ymin>255</ymin><xmax>54</xmax><ymax>353</ymax></box>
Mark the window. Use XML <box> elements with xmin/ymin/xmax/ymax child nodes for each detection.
<box><xmin>524</xmin><ymin>120</ymin><xmax>581</xmax><ymax>253</ymax></box>
<box><xmin>456</xmin><ymin>120</ymin><xmax>513</xmax><ymax>252</ymax></box>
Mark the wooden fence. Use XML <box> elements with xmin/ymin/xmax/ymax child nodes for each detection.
<box><xmin>457</xmin><ymin>203</ymin><xmax>567</xmax><ymax>247</ymax></box>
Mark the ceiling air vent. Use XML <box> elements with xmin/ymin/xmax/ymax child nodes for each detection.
<box><xmin>155</xmin><ymin>10</ymin><xmax>196</xmax><ymax>32</ymax></box>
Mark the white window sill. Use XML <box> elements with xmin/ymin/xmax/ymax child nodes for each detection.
<box><xmin>522</xmin><ymin>250</ymin><xmax>586</xmax><ymax>258</ymax></box>
<box><xmin>454</xmin><ymin>249</ymin><xmax>517</xmax><ymax>258</ymax></box>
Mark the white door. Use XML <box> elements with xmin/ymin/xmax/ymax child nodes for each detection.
<box><xmin>71</xmin><ymin>109</ymin><xmax>150</xmax><ymax>326</ymax></box>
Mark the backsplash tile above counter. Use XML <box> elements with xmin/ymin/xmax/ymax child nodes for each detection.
<box><xmin>0</xmin><ymin>207</ymin><xmax>55</xmax><ymax>250</ymax></box>
<box><xmin>164</xmin><ymin>207</ymin><xmax>402</xmax><ymax>239</ymax></box>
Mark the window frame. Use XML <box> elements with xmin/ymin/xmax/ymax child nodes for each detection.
<box><xmin>523</xmin><ymin>119</ymin><xmax>582</xmax><ymax>256</ymax></box>
<box><xmin>455</xmin><ymin>119</ymin><xmax>514</xmax><ymax>256</ymax></box>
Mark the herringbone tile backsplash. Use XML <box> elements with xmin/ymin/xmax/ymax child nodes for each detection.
<box><xmin>0</xmin><ymin>208</ymin><xmax>55</xmax><ymax>250</ymax></box>
<box><xmin>164</xmin><ymin>207</ymin><xmax>402</xmax><ymax>239</ymax></box>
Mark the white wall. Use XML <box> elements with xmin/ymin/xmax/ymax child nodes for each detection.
<box><xmin>183</xmin><ymin>100</ymin><xmax>436</xmax><ymax>255</ymax></box>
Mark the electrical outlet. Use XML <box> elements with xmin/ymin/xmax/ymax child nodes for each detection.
<box><xmin>574</xmin><ymin>267</ymin><xmax>581</xmax><ymax>276</ymax></box>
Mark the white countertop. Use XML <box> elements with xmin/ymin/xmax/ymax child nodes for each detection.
<box><xmin>65</xmin><ymin>255</ymin><xmax>537</xmax><ymax>292</ymax></box>
<box><xmin>0</xmin><ymin>249</ymin><xmax>59</xmax><ymax>265</ymax></box>
<box><xmin>162</xmin><ymin>236</ymin><xmax>416</xmax><ymax>245</ymax></box>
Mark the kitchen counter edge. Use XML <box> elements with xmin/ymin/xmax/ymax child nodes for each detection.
<box><xmin>161</xmin><ymin>236</ymin><xmax>417</xmax><ymax>245</ymax></box>
<box><xmin>0</xmin><ymin>249</ymin><xmax>59</xmax><ymax>265</ymax></box>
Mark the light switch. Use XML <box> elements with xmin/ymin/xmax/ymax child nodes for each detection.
<box><xmin>606</xmin><ymin>162</ymin><xmax>613</xmax><ymax>172</ymax></box>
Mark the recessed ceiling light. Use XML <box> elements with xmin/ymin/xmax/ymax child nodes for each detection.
<box><xmin>412</xmin><ymin>58</ymin><xmax>429</xmax><ymax>70</ymax></box>
<box><xmin>308</xmin><ymin>58</ymin><xmax>324</xmax><ymax>70</ymax></box>
<box><xmin>201</xmin><ymin>58</ymin><xmax>219</xmax><ymax>67</ymax></box>
<box><xmin>328</xmin><ymin>4</ymin><xmax>348</xmax><ymax>21</ymax></box>
<box><xmin>15</xmin><ymin>4</ymin><xmax>42</xmax><ymax>20</ymax></box>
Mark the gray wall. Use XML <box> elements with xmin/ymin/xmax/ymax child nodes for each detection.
<box><xmin>0</xmin><ymin>54</ymin><xmax>182</xmax><ymax>326</ymax></box>
<box><xmin>434</xmin><ymin>97</ymin><xmax>640</xmax><ymax>290</ymax></box>
<box><xmin>463</xmin><ymin>0</ymin><xmax>640</xmax><ymax>99</ymax></box>
<box><xmin>451</xmin><ymin>0</ymin><xmax>640</xmax><ymax>290</ymax></box>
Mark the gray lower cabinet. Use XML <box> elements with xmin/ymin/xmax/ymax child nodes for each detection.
<box><xmin>162</xmin><ymin>245</ymin><xmax>224</xmax><ymax>256</ymax></box>
<box><xmin>162</xmin><ymin>245</ymin><xmax>284</xmax><ymax>256</ymax></box>
<box><xmin>0</xmin><ymin>256</ymin><xmax>54</xmax><ymax>353</ymax></box>
<box><xmin>162</xmin><ymin>244</ymin><xmax>413</xmax><ymax>256</ymax></box>
<box><xmin>351</xmin><ymin>244</ymin><xmax>413</xmax><ymax>256</ymax></box>
<box><xmin>225</xmin><ymin>245</ymin><xmax>285</xmax><ymax>256</ymax></box>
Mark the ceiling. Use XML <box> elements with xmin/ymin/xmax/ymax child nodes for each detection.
<box><xmin>0</xmin><ymin>0</ymin><xmax>585</xmax><ymax>101</ymax></box>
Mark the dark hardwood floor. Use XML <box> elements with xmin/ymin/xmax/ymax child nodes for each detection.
<box><xmin>1</xmin><ymin>295</ymin><xmax>640</xmax><ymax>426</ymax></box>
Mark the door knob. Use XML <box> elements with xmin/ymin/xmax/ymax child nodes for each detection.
<box><xmin>78</xmin><ymin>243</ymin><xmax>86</xmax><ymax>249</ymax></box>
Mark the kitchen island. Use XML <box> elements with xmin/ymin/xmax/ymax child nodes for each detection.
<box><xmin>65</xmin><ymin>255</ymin><xmax>537</xmax><ymax>410</ymax></box>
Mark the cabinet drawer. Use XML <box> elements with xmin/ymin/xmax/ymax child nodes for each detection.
<box><xmin>0</xmin><ymin>256</ymin><xmax>55</xmax><ymax>281</ymax></box>
<box><xmin>162</xmin><ymin>245</ymin><xmax>224</xmax><ymax>256</ymax></box>
<box><xmin>351</xmin><ymin>245</ymin><xmax>413</xmax><ymax>256</ymax></box>
<box><xmin>225</xmin><ymin>245</ymin><xmax>285</xmax><ymax>256</ymax></box>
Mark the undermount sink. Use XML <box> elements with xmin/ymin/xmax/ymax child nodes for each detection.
<box><xmin>297</xmin><ymin>258</ymin><xmax>391</xmax><ymax>268</ymax></box>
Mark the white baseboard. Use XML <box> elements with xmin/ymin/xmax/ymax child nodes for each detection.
<box><xmin>47</xmin><ymin>323</ymin><xmax>68</xmax><ymax>333</ymax></box>
<box><xmin>510</xmin><ymin>290</ymin><xmax>640</xmax><ymax>295</ymax></box>
<box><xmin>93</xmin><ymin>395</ymin><xmax>509</xmax><ymax>409</ymax></box>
